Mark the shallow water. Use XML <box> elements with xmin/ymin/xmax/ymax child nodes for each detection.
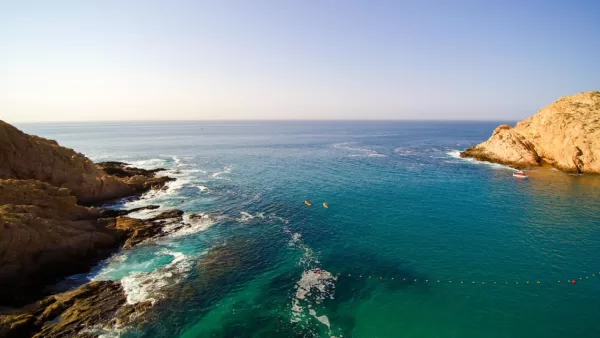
<box><xmin>19</xmin><ymin>121</ymin><xmax>600</xmax><ymax>338</ymax></box>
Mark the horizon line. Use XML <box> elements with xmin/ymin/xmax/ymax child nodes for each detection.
<box><xmin>9</xmin><ymin>118</ymin><xmax>517</xmax><ymax>124</ymax></box>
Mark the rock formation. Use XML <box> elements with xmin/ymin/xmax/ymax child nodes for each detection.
<box><xmin>461</xmin><ymin>91</ymin><xmax>600</xmax><ymax>173</ymax></box>
<box><xmin>0</xmin><ymin>120</ymin><xmax>185</xmax><ymax>337</ymax></box>
<box><xmin>0</xmin><ymin>281</ymin><xmax>152</xmax><ymax>338</ymax></box>
<box><xmin>0</xmin><ymin>121</ymin><xmax>174</xmax><ymax>204</ymax></box>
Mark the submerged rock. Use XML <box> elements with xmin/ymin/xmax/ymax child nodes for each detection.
<box><xmin>461</xmin><ymin>91</ymin><xmax>600</xmax><ymax>173</ymax></box>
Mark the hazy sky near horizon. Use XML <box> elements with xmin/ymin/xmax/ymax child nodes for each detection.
<box><xmin>1</xmin><ymin>0</ymin><xmax>599</xmax><ymax>122</ymax></box>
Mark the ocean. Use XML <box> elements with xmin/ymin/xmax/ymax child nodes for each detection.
<box><xmin>17</xmin><ymin>121</ymin><xmax>600</xmax><ymax>338</ymax></box>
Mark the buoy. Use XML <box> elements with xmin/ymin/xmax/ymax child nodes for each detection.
<box><xmin>305</xmin><ymin>200</ymin><xmax>312</xmax><ymax>207</ymax></box>
<box><xmin>323</xmin><ymin>202</ymin><xmax>329</xmax><ymax>208</ymax></box>
<box><xmin>572</xmin><ymin>279</ymin><xmax>577</xmax><ymax>285</ymax></box>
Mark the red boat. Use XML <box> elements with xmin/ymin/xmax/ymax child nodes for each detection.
<box><xmin>512</xmin><ymin>170</ymin><xmax>528</xmax><ymax>179</ymax></box>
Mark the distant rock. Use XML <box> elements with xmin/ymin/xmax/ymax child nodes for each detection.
<box><xmin>461</xmin><ymin>91</ymin><xmax>600</xmax><ymax>173</ymax></box>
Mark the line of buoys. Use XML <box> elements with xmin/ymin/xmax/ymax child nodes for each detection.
<box><xmin>332</xmin><ymin>272</ymin><xmax>600</xmax><ymax>286</ymax></box>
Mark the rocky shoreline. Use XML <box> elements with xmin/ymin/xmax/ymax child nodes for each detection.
<box><xmin>0</xmin><ymin>121</ymin><xmax>187</xmax><ymax>337</ymax></box>
<box><xmin>461</xmin><ymin>91</ymin><xmax>600</xmax><ymax>174</ymax></box>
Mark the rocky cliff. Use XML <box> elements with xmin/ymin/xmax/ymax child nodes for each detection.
<box><xmin>0</xmin><ymin>121</ymin><xmax>187</xmax><ymax>337</ymax></box>
<box><xmin>461</xmin><ymin>91</ymin><xmax>600</xmax><ymax>173</ymax></box>
<box><xmin>0</xmin><ymin>121</ymin><xmax>172</xmax><ymax>204</ymax></box>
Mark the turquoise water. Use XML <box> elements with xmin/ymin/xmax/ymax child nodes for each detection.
<box><xmin>19</xmin><ymin>121</ymin><xmax>600</xmax><ymax>337</ymax></box>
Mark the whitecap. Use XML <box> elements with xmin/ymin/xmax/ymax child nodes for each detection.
<box><xmin>119</xmin><ymin>250</ymin><xmax>193</xmax><ymax>305</ymax></box>
<box><xmin>161</xmin><ymin>213</ymin><xmax>224</xmax><ymax>238</ymax></box>
<box><xmin>197</xmin><ymin>185</ymin><xmax>210</xmax><ymax>193</ymax></box>
<box><xmin>129</xmin><ymin>158</ymin><xmax>168</xmax><ymax>170</ymax></box>
<box><xmin>445</xmin><ymin>150</ymin><xmax>515</xmax><ymax>171</ymax></box>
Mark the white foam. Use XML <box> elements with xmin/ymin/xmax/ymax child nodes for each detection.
<box><xmin>334</xmin><ymin>142</ymin><xmax>386</xmax><ymax>158</ymax></box>
<box><xmin>197</xmin><ymin>185</ymin><xmax>210</xmax><ymax>193</ymax></box>
<box><xmin>162</xmin><ymin>213</ymin><xmax>223</xmax><ymax>238</ymax></box>
<box><xmin>172</xmin><ymin>155</ymin><xmax>182</xmax><ymax>167</ymax></box>
<box><xmin>309</xmin><ymin>309</ymin><xmax>331</xmax><ymax>329</ymax></box>
<box><xmin>290</xmin><ymin>232</ymin><xmax>302</xmax><ymax>244</ymax></box>
<box><xmin>129</xmin><ymin>158</ymin><xmax>168</xmax><ymax>170</ymax></box>
<box><xmin>445</xmin><ymin>150</ymin><xmax>515</xmax><ymax>171</ymax></box>
<box><xmin>237</xmin><ymin>211</ymin><xmax>289</xmax><ymax>224</ymax></box>
<box><xmin>291</xmin><ymin>269</ymin><xmax>337</xmax><ymax>326</ymax></box>
<box><xmin>447</xmin><ymin>150</ymin><xmax>461</xmax><ymax>159</ymax></box>
<box><xmin>211</xmin><ymin>166</ymin><xmax>232</xmax><ymax>178</ymax></box>
<box><xmin>120</xmin><ymin>250</ymin><xmax>192</xmax><ymax>305</ymax></box>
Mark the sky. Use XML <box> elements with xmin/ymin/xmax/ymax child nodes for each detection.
<box><xmin>1</xmin><ymin>0</ymin><xmax>599</xmax><ymax>122</ymax></box>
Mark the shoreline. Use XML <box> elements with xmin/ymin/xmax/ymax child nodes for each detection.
<box><xmin>0</xmin><ymin>121</ymin><xmax>192</xmax><ymax>337</ymax></box>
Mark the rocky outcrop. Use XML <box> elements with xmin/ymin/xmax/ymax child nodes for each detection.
<box><xmin>0</xmin><ymin>121</ymin><xmax>130</xmax><ymax>204</ymax></box>
<box><xmin>0</xmin><ymin>120</ymin><xmax>185</xmax><ymax>337</ymax></box>
<box><xmin>0</xmin><ymin>180</ymin><xmax>123</xmax><ymax>305</ymax></box>
<box><xmin>461</xmin><ymin>91</ymin><xmax>600</xmax><ymax>173</ymax></box>
<box><xmin>0</xmin><ymin>183</ymin><xmax>183</xmax><ymax>306</ymax></box>
<box><xmin>0</xmin><ymin>122</ymin><xmax>173</xmax><ymax>204</ymax></box>
<box><xmin>96</xmin><ymin>162</ymin><xmax>175</xmax><ymax>195</ymax></box>
<box><xmin>0</xmin><ymin>281</ymin><xmax>151</xmax><ymax>338</ymax></box>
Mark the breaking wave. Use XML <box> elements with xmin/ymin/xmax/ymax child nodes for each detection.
<box><xmin>445</xmin><ymin>150</ymin><xmax>516</xmax><ymax>171</ymax></box>
<box><xmin>119</xmin><ymin>250</ymin><xmax>193</xmax><ymax>305</ymax></box>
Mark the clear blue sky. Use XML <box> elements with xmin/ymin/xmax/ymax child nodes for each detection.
<box><xmin>1</xmin><ymin>0</ymin><xmax>599</xmax><ymax>122</ymax></box>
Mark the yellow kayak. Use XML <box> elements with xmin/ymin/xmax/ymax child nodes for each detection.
<box><xmin>323</xmin><ymin>202</ymin><xmax>329</xmax><ymax>208</ymax></box>
<box><xmin>305</xmin><ymin>200</ymin><xmax>312</xmax><ymax>206</ymax></box>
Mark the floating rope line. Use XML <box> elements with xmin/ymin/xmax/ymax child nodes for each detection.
<box><xmin>330</xmin><ymin>272</ymin><xmax>600</xmax><ymax>286</ymax></box>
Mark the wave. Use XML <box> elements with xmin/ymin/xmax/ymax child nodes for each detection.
<box><xmin>445</xmin><ymin>150</ymin><xmax>516</xmax><ymax>171</ymax></box>
<box><xmin>162</xmin><ymin>213</ymin><xmax>225</xmax><ymax>238</ymax></box>
<box><xmin>197</xmin><ymin>185</ymin><xmax>210</xmax><ymax>193</ymax></box>
<box><xmin>129</xmin><ymin>158</ymin><xmax>169</xmax><ymax>170</ymax></box>
<box><xmin>119</xmin><ymin>250</ymin><xmax>193</xmax><ymax>305</ymax></box>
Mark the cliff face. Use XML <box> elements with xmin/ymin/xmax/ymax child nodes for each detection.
<box><xmin>0</xmin><ymin>180</ymin><xmax>124</xmax><ymax>305</ymax></box>
<box><xmin>0</xmin><ymin>121</ymin><xmax>181</xmax><ymax>307</ymax></box>
<box><xmin>0</xmin><ymin>121</ymin><xmax>186</xmax><ymax>336</ymax></box>
<box><xmin>461</xmin><ymin>91</ymin><xmax>600</xmax><ymax>173</ymax></box>
<box><xmin>0</xmin><ymin>121</ymin><xmax>133</xmax><ymax>204</ymax></box>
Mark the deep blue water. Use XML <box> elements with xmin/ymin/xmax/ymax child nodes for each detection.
<box><xmin>18</xmin><ymin>121</ymin><xmax>600</xmax><ymax>338</ymax></box>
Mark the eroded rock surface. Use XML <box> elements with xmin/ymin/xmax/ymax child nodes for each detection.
<box><xmin>0</xmin><ymin>281</ymin><xmax>151</xmax><ymax>338</ymax></box>
<box><xmin>461</xmin><ymin>91</ymin><xmax>600</xmax><ymax>173</ymax></box>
